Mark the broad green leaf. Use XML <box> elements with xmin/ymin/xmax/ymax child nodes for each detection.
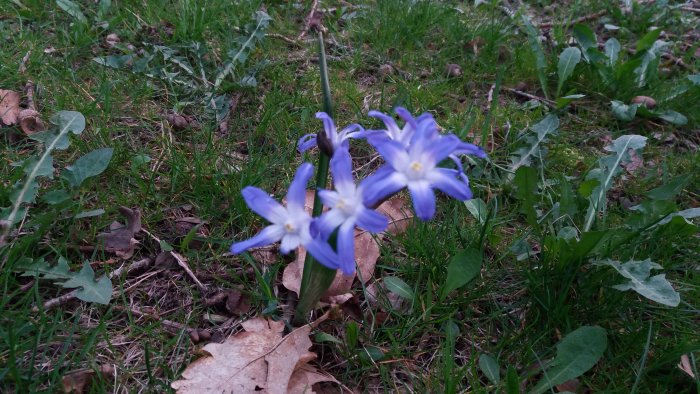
<box><xmin>531</xmin><ymin>326</ymin><xmax>607</xmax><ymax>394</ymax></box>
<box><xmin>62</xmin><ymin>148</ymin><xmax>114</xmax><ymax>187</ymax></box>
<box><xmin>604</xmin><ymin>38</ymin><xmax>621</xmax><ymax>66</ymax></box>
<box><xmin>28</xmin><ymin>130</ymin><xmax>71</xmax><ymax>150</ymax></box>
<box><xmin>315</xmin><ymin>332</ymin><xmax>342</xmax><ymax>345</ymax></box>
<box><xmin>657</xmin><ymin>208</ymin><xmax>700</xmax><ymax>226</ymax></box>
<box><xmin>510</xmin><ymin>114</ymin><xmax>559</xmax><ymax>171</ymax></box>
<box><xmin>43</xmin><ymin>189</ymin><xmax>71</xmax><ymax>205</ymax></box>
<box><xmin>610</xmin><ymin>100</ymin><xmax>638</xmax><ymax>121</ymax></box>
<box><xmin>597</xmin><ymin>259</ymin><xmax>680</xmax><ymax>307</ymax></box>
<box><xmin>441</xmin><ymin>248</ymin><xmax>482</xmax><ymax>300</ymax></box>
<box><xmin>92</xmin><ymin>54</ymin><xmax>136</xmax><ymax>69</ymax></box>
<box><xmin>62</xmin><ymin>261</ymin><xmax>113</xmax><ymax>304</ymax></box>
<box><xmin>479</xmin><ymin>354</ymin><xmax>501</xmax><ymax>384</ymax></box>
<box><xmin>515</xmin><ymin>166</ymin><xmax>539</xmax><ymax>227</ymax></box>
<box><xmin>464</xmin><ymin>198</ymin><xmax>488</xmax><ymax>225</ymax></box>
<box><xmin>646</xmin><ymin>174</ymin><xmax>691</xmax><ymax>200</ymax></box>
<box><xmin>636</xmin><ymin>28</ymin><xmax>661</xmax><ymax>52</ymax></box>
<box><xmin>583</xmin><ymin>135</ymin><xmax>647</xmax><ymax>231</ymax></box>
<box><xmin>572</xmin><ymin>24</ymin><xmax>597</xmax><ymax>62</ymax></box>
<box><xmin>384</xmin><ymin>276</ymin><xmax>414</xmax><ymax>301</ymax></box>
<box><xmin>557</xmin><ymin>47</ymin><xmax>582</xmax><ymax>96</ymax></box>
<box><xmin>56</xmin><ymin>0</ymin><xmax>87</xmax><ymax>23</ymax></box>
<box><xmin>656</xmin><ymin>110</ymin><xmax>687</xmax><ymax>125</ymax></box>
<box><xmin>506</xmin><ymin>366</ymin><xmax>520</xmax><ymax>394</ymax></box>
<box><xmin>635</xmin><ymin>40</ymin><xmax>668</xmax><ymax>88</ymax></box>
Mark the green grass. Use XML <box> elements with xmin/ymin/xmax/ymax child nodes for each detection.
<box><xmin>1</xmin><ymin>0</ymin><xmax>699</xmax><ymax>392</ymax></box>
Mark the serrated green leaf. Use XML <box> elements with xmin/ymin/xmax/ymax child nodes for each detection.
<box><xmin>18</xmin><ymin>257</ymin><xmax>71</xmax><ymax>279</ymax></box>
<box><xmin>61</xmin><ymin>261</ymin><xmax>113</xmax><ymax>304</ymax></box>
<box><xmin>583</xmin><ymin>135</ymin><xmax>646</xmax><ymax>231</ymax></box>
<box><xmin>62</xmin><ymin>148</ymin><xmax>114</xmax><ymax>187</ymax></box>
<box><xmin>531</xmin><ymin>326</ymin><xmax>607</xmax><ymax>394</ymax></box>
<box><xmin>50</xmin><ymin>110</ymin><xmax>86</xmax><ymax>135</ymax></box>
<box><xmin>9</xmin><ymin>180</ymin><xmax>39</xmax><ymax>204</ymax></box>
<box><xmin>56</xmin><ymin>0</ymin><xmax>87</xmax><ymax>23</ymax></box>
<box><xmin>479</xmin><ymin>354</ymin><xmax>501</xmax><ymax>384</ymax></box>
<box><xmin>384</xmin><ymin>276</ymin><xmax>414</xmax><ymax>301</ymax></box>
<box><xmin>610</xmin><ymin>100</ymin><xmax>638</xmax><ymax>121</ymax></box>
<box><xmin>441</xmin><ymin>248</ymin><xmax>482</xmax><ymax>300</ymax></box>
<box><xmin>597</xmin><ymin>259</ymin><xmax>679</xmax><ymax>307</ymax></box>
<box><xmin>23</xmin><ymin>155</ymin><xmax>54</xmax><ymax>179</ymax></box>
<box><xmin>43</xmin><ymin>189</ymin><xmax>71</xmax><ymax>205</ymax></box>
<box><xmin>28</xmin><ymin>130</ymin><xmax>71</xmax><ymax>150</ymax></box>
<box><xmin>510</xmin><ymin>114</ymin><xmax>559</xmax><ymax>171</ymax></box>
<box><xmin>557</xmin><ymin>47</ymin><xmax>581</xmax><ymax>96</ymax></box>
<box><xmin>573</xmin><ymin>24</ymin><xmax>597</xmax><ymax>62</ymax></box>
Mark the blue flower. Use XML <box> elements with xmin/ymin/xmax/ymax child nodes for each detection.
<box><xmin>297</xmin><ymin>112</ymin><xmax>365</xmax><ymax>154</ymax></box>
<box><xmin>366</xmin><ymin>107</ymin><xmax>487</xmax><ymax>192</ymax></box>
<box><xmin>315</xmin><ymin>148</ymin><xmax>388</xmax><ymax>275</ymax></box>
<box><xmin>361</xmin><ymin>121</ymin><xmax>476</xmax><ymax>221</ymax></box>
<box><xmin>231</xmin><ymin>163</ymin><xmax>340</xmax><ymax>270</ymax></box>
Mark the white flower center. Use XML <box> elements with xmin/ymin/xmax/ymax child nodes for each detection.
<box><xmin>284</xmin><ymin>222</ymin><xmax>296</xmax><ymax>233</ymax></box>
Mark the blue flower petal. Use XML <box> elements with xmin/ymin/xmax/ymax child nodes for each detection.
<box><xmin>416</xmin><ymin>134</ymin><xmax>462</xmax><ymax>166</ymax></box>
<box><xmin>360</xmin><ymin>165</ymin><xmax>407</xmax><ymax>206</ymax></box>
<box><xmin>337</xmin><ymin>221</ymin><xmax>356</xmax><ymax>275</ymax></box>
<box><xmin>428</xmin><ymin>168</ymin><xmax>473</xmax><ymax>200</ymax></box>
<box><xmin>367</xmin><ymin>137</ymin><xmax>410</xmax><ymax>170</ymax></box>
<box><xmin>329</xmin><ymin>148</ymin><xmax>354</xmax><ymax>187</ymax></box>
<box><xmin>316</xmin><ymin>112</ymin><xmax>336</xmax><ymax>139</ymax></box>
<box><xmin>305</xmin><ymin>238</ymin><xmax>341</xmax><ymax>271</ymax></box>
<box><xmin>297</xmin><ymin>133</ymin><xmax>317</xmax><ymax>153</ymax></box>
<box><xmin>286</xmin><ymin>163</ymin><xmax>314</xmax><ymax>210</ymax></box>
<box><xmin>315</xmin><ymin>209</ymin><xmax>345</xmax><ymax>239</ymax></box>
<box><xmin>453</xmin><ymin>141</ymin><xmax>487</xmax><ymax>158</ymax></box>
<box><xmin>356</xmin><ymin>208</ymin><xmax>389</xmax><ymax>233</ymax></box>
<box><xmin>408</xmin><ymin>181</ymin><xmax>436</xmax><ymax>221</ymax></box>
<box><xmin>231</xmin><ymin>225</ymin><xmax>285</xmax><ymax>254</ymax></box>
<box><xmin>241</xmin><ymin>186</ymin><xmax>288</xmax><ymax>224</ymax></box>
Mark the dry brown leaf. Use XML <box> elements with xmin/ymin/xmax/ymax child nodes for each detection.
<box><xmin>555</xmin><ymin>378</ymin><xmax>580</xmax><ymax>392</ymax></box>
<box><xmin>171</xmin><ymin>317</ymin><xmax>339</xmax><ymax>393</ymax></box>
<box><xmin>0</xmin><ymin>89</ymin><xmax>21</xmax><ymax>126</ymax></box>
<box><xmin>18</xmin><ymin>109</ymin><xmax>46</xmax><ymax>135</ymax></box>
<box><xmin>62</xmin><ymin>365</ymin><xmax>114</xmax><ymax>393</ymax></box>
<box><xmin>678</xmin><ymin>354</ymin><xmax>696</xmax><ymax>378</ymax></box>
<box><xmin>97</xmin><ymin>207</ymin><xmax>141</xmax><ymax>259</ymax></box>
<box><xmin>282</xmin><ymin>196</ymin><xmax>412</xmax><ymax>301</ymax></box>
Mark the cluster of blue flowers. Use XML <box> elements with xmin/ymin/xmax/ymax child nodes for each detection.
<box><xmin>231</xmin><ymin>108</ymin><xmax>486</xmax><ymax>275</ymax></box>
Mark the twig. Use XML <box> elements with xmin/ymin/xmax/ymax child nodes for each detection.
<box><xmin>681</xmin><ymin>7</ymin><xmax>700</xmax><ymax>14</ymax></box>
<box><xmin>18</xmin><ymin>50</ymin><xmax>31</xmax><ymax>74</ymax></box>
<box><xmin>141</xmin><ymin>228</ymin><xmax>207</xmax><ymax>290</ymax></box>
<box><xmin>266</xmin><ymin>33</ymin><xmax>304</xmax><ymax>48</ymax></box>
<box><xmin>37</xmin><ymin>257</ymin><xmax>154</xmax><ymax>311</ymax></box>
<box><xmin>113</xmin><ymin>305</ymin><xmax>193</xmax><ymax>333</ymax></box>
<box><xmin>297</xmin><ymin>0</ymin><xmax>322</xmax><ymax>40</ymax></box>
<box><xmin>539</xmin><ymin>10</ymin><xmax>607</xmax><ymax>29</ymax></box>
<box><xmin>503</xmin><ymin>87</ymin><xmax>556</xmax><ymax>108</ymax></box>
<box><xmin>626</xmin><ymin>47</ymin><xmax>694</xmax><ymax>72</ymax></box>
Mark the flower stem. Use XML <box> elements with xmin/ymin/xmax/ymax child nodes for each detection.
<box><xmin>294</xmin><ymin>30</ymin><xmax>338</xmax><ymax>325</ymax></box>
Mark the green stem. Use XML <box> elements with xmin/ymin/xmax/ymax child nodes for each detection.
<box><xmin>294</xmin><ymin>30</ymin><xmax>338</xmax><ymax>325</ymax></box>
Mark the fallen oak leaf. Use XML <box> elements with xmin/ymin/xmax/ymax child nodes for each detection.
<box><xmin>62</xmin><ymin>364</ymin><xmax>115</xmax><ymax>393</ymax></box>
<box><xmin>171</xmin><ymin>314</ymin><xmax>339</xmax><ymax>393</ymax></box>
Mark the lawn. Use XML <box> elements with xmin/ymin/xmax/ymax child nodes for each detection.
<box><xmin>1</xmin><ymin>0</ymin><xmax>699</xmax><ymax>392</ymax></box>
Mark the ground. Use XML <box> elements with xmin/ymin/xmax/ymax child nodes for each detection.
<box><xmin>1</xmin><ymin>0</ymin><xmax>699</xmax><ymax>393</ymax></box>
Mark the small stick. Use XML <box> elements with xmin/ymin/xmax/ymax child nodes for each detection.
<box><xmin>18</xmin><ymin>51</ymin><xmax>31</xmax><ymax>73</ymax></box>
<box><xmin>141</xmin><ymin>228</ymin><xmax>207</xmax><ymax>290</ymax></box>
<box><xmin>539</xmin><ymin>10</ymin><xmax>607</xmax><ymax>29</ymax></box>
<box><xmin>266</xmin><ymin>33</ymin><xmax>304</xmax><ymax>48</ymax></box>
<box><xmin>503</xmin><ymin>87</ymin><xmax>556</xmax><ymax>108</ymax></box>
<box><xmin>113</xmin><ymin>305</ymin><xmax>193</xmax><ymax>333</ymax></box>
<box><xmin>681</xmin><ymin>7</ymin><xmax>700</xmax><ymax>14</ymax></box>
